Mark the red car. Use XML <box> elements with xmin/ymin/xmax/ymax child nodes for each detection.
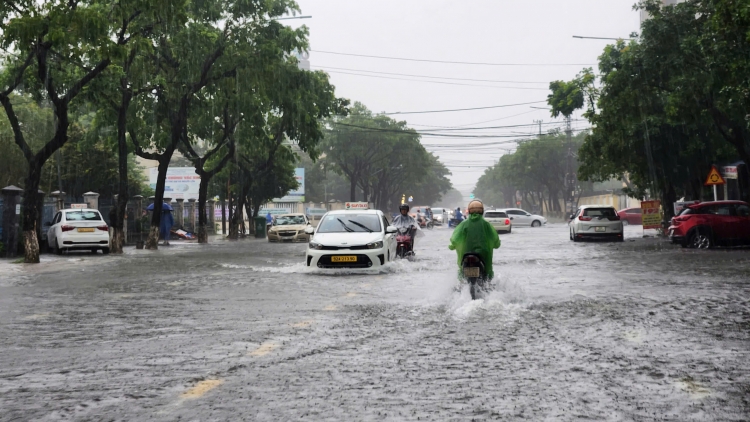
<box><xmin>617</xmin><ymin>207</ymin><xmax>642</xmax><ymax>226</ymax></box>
<box><xmin>668</xmin><ymin>201</ymin><xmax>750</xmax><ymax>248</ymax></box>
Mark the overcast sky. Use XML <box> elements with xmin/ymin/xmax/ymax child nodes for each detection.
<box><xmin>289</xmin><ymin>0</ymin><xmax>642</xmax><ymax>200</ymax></box>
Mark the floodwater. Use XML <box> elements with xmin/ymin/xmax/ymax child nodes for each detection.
<box><xmin>0</xmin><ymin>224</ymin><xmax>748</xmax><ymax>420</ymax></box>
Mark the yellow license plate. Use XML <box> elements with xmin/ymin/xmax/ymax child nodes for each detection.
<box><xmin>332</xmin><ymin>256</ymin><xmax>357</xmax><ymax>263</ymax></box>
<box><xmin>463</xmin><ymin>267</ymin><xmax>480</xmax><ymax>278</ymax></box>
<box><xmin>595</xmin><ymin>227</ymin><xmax>606</xmax><ymax>232</ymax></box>
<box><xmin>77</xmin><ymin>228</ymin><xmax>95</xmax><ymax>233</ymax></box>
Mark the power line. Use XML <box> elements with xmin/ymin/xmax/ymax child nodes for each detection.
<box><xmin>320</xmin><ymin>70</ymin><xmax>550</xmax><ymax>90</ymax></box>
<box><xmin>311</xmin><ymin>50</ymin><xmax>595</xmax><ymax>67</ymax></box>
<box><xmin>313</xmin><ymin>65</ymin><xmax>550</xmax><ymax>84</ymax></box>
<box><xmin>381</xmin><ymin>100</ymin><xmax>547</xmax><ymax>115</ymax></box>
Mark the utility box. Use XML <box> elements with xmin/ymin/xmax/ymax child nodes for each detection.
<box><xmin>254</xmin><ymin>217</ymin><xmax>267</xmax><ymax>239</ymax></box>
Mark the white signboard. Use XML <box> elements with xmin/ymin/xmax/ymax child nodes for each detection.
<box><xmin>70</xmin><ymin>203</ymin><xmax>88</xmax><ymax>209</ymax></box>
<box><xmin>305</xmin><ymin>208</ymin><xmax>327</xmax><ymax>216</ymax></box>
<box><xmin>15</xmin><ymin>204</ymin><xmax>21</xmax><ymax>214</ymax></box>
<box><xmin>274</xmin><ymin>168</ymin><xmax>305</xmax><ymax>203</ymax></box>
<box><xmin>722</xmin><ymin>166</ymin><xmax>738</xmax><ymax>180</ymax></box>
<box><xmin>149</xmin><ymin>167</ymin><xmax>200</xmax><ymax>200</ymax></box>
<box><xmin>345</xmin><ymin>202</ymin><xmax>369</xmax><ymax>210</ymax></box>
<box><xmin>260</xmin><ymin>207</ymin><xmax>292</xmax><ymax>216</ymax></box>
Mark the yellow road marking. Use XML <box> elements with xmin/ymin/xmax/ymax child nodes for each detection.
<box><xmin>345</xmin><ymin>292</ymin><xmax>357</xmax><ymax>298</ymax></box>
<box><xmin>249</xmin><ymin>341</ymin><xmax>279</xmax><ymax>357</ymax></box>
<box><xmin>181</xmin><ymin>379</ymin><xmax>223</xmax><ymax>398</ymax></box>
<box><xmin>291</xmin><ymin>320</ymin><xmax>314</xmax><ymax>328</ymax></box>
<box><xmin>24</xmin><ymin>313</ymin><xmax>50</xmax><ymax>320</ymax></box>
<box><xmin>323</xmin><ymin>305</ymin><xmax>337</xmax><ymax>311</ymax></box>
<box><xmin>675</xmin><ymin>377</ymin><xmax>711</xmax><ymax>399</ymax></box>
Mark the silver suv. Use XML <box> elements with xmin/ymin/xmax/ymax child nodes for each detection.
<box><xmin>483</xmin><ymin>210</ymin><xmax>512</xmax><ymax>234</ymax></box>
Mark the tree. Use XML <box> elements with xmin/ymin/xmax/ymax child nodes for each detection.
<box><xmin>0</xmin><ymin>0</ymin><xmax>144</xmax><ymax>262</ymax></box>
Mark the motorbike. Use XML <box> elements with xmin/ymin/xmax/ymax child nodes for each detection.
<box><xmin>395</xmin><ymin>226</ymin><xmax>416</xmax><ymax>258</ymax></box>
<box><xmin>461</xmin><ymin>253</ymin><xmax>488</xmax><ymax>300</ymax></box>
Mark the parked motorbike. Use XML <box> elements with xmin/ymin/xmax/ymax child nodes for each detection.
<box><xmin>461</xmin><ymin>253</ymin><xmax>488</xmax><ymax>300</ymax></box>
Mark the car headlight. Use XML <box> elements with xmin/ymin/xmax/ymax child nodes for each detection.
<box><xmin>309</xmin><ymin>242</ymin><xmax>323</xmax><ymax>250</ymax></box>
<box><xmin>366</xmin><ymin>241</ymin><xmax>384</xmax><ymax>249</ymax></box>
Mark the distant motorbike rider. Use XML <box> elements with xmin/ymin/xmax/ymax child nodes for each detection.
<box><xmin>449</xmin><ymin>200</ymin><xmax>500</xmax><ymax>279</ymax></box>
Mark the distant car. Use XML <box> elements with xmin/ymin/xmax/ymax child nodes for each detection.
<box><xmin>431</xmin><ymin>207</ymin><xmax>449</xmax><ymax>226</ymax></box>
<box><xmin>306</xmin><ymin>208</ymin><xmax>397</xmax><ymax>268</ymax></box>
<box><xmin>268</xmin><ymin>213</ymin><xmax>311</xmax><ymax>242</ymax></box>
<box><xmin>483</xmin><ymin>210</ymin><xmax>512</xmax><ymax>234</ymax></box>
<box><xmin>668</xmin><ymin>201</ymin><xmax>750</xmax><ymax>249</ymax></box>
<box><xmin>496</xmin><ymin>208</ymin><xmax>547</xmax><ymax>227</ymax></box>
<box><xmin>569</xmin><ymin>205</ymin><xmax>624</xmax><ymax>242</ymax></box>
<box><xmin>617</xmin><ymin>207</ymin><xmax>642</xmax><ymax>225</ymax></box>
<box><xmin>46</xmin><ymin>209</ymin><xmax>110</xmax><ymax>254</ymax></box>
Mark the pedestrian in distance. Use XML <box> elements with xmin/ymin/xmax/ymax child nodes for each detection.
<box><xmin>160</xmin><ymin>207</ymin><xmax>174</xmax><ymax>246</ymax></box>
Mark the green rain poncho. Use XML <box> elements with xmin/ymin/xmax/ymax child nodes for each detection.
<box><xmin>448</xmin><ymin>213</ymin><xmax>501</xmax><ymax>278</ymax></box>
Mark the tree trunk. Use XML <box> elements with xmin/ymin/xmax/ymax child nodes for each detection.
<box><xmin>146</xmin><ymin>151</ymin><xmax>174</xmax><ymax>249</ymax></box>
<box><xmin>21</xmin><ymin>161</ymin><xmax>43</xmax><ymax>263</ymax></box>
<box><xmin>350</xmin><ymin>175</ymin><xmax>357</xmax><ymax>202</ymax></box>
<box><xmin>112</xmin><ymin>96</ymin><xmax>131</xmax><ymax>254</ymax></box>
<box><xmin>197</xmin><ymin>175</ymin><xmax>209</xmax><ymax>243</ymax></box>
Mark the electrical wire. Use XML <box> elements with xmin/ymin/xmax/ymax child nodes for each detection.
<box><xmin>320</xmin><ymin>70</ymin><xmax>550</xmax><ymax>90</ymax></box>
<box><xmin>376</xmin><ymin>100</ymin><xmax>546</xmax><ymax>115</ymax></box>
<box><xmin>311</xmin><ymin>50</ymin><xmax>596</xmax><ymax>67</ymax></box>
<box><xmin>312</xmin><ymin>66</ymin><xmax>550</xmax><ymax>84</ymax></box>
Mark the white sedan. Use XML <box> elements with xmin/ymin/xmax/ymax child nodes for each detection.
<box><xmin>496</xmin><ymin>208</ymin><xmax>547</xmax><ymax>227</ymax></box>
<box><xmin>46</xmin><ymin>209</ymin><xmax>110</xmax><ymax>254</ymax></box>
<box><xmin>305</xmin><ymin>209</ymin><xmax>397</xmax><ymax>269</ymax></box>
<box><xmin>569</xmin><ymin>205</ymin><xmax>624</xmax><ymax>242</ymax></box>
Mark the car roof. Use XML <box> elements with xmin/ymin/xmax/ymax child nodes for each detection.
<box><xmin>62</xmin><ymin>208</ymin><xmax>100</xmax><ymax>212</ymax></box>
<box><xmin>690</xmin><ymin>200</ymin><xmax>748</xmax><ymax>207</ymax></box>
<box><xmin>578</xmin><ymin>205</ymin><xmax>616</xmax><ymax>209</ymax></box>
<box><xmin>484</xmin><ymin>209</ymin><xmax>507</xmax><ymax>213</ymax></box>
<box><xmin>326</xmin><ymin>209</ymin><xmax>381</xmax><ymax>215</ymax></box>
<box><xmin>277</xmin><ymin>213</ymin><xmax>305</xmax><ymax>217</ymax></box>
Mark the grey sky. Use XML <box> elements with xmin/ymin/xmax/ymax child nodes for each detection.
<box><xmin>290</xmin><ymin>0</ymin><xmax>641</xmax><ymax>201</ymax></box>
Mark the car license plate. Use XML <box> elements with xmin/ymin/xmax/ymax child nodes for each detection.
<box><xmin>77</xmin><ymin>228</ymin><xmax>94</xmax><ymax>233</ymax></box>
<box><xmin>332</xmin><ymin>256</ymin><xmax>357</xmax><ymax>263</ymax></box>
<box><xmin>463</xmin><ymin>267</ymin><xmax>480</xmax><ymax>278</ymax></box>
<box><xmin>595</xmin><ymin>227</ymin><xmax>606</xmax><ymax>232</ymax></box>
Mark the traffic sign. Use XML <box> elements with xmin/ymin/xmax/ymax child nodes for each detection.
<box><xmin>704</xmin><ymin>165</ymin><xmax>726</xmax><ymax>186</ymax></box>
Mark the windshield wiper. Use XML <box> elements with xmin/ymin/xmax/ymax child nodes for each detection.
<box><xmin>336</xmin><ymin>218</ymin><xmax>355</xmax><ymax>232</ymax></box>
<box><xmin>347</xmin><ymin>220</ymin><xmax>373</xmax><ymax>233</ymax></box>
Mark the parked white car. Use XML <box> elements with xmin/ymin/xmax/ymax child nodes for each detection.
<box><xmin>305</xmin><ymin>209</ymin><xmax>397</xmax><ymax>269</ymax></box>
<box><xmin>569</xmin><ymin>205</ymin><xmax>624</xmax><ymax>242</ymax></box>
<box><xmin>496</xmin><ymin>208</ymin><xmax>547</xmax><ymax>227</ymax></box>
<box><xmin>46</xmin><ymin>209</ymin><xmax>110</xmax><ymax>254</ymax></box>
<box><xmin>484</xmin><ymin>210</ymin><xmax>512</xmax><ymax>234</ymax></box>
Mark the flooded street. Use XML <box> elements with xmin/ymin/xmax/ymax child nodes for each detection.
<box><xmin>1</xmin><ymin>224</ymin><xmax>749</xmax><ymax>421</ymax></box>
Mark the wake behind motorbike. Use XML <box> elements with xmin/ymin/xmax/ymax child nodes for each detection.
<box><xmin>461</xmin><ymin>253</ymin><xmax>489</xmax><ymax>300</ymax></box>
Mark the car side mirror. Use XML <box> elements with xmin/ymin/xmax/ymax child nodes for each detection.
<box><xmin>304</xmin><ymin>227</ymin><xmax>314</xmax><ymax>235</ymax></box>
<box><xmin>509</xmin><ymin>217</ymin><xmax>514</xmax><ymax>220</ymax></box>
<box><xmin>569</xmin><ymin>214</ymin><xmax>574</xmax><ymax>220</ymax></box>
<box><xmin>386</xmin><ymin>226</ymin><xmax>397</xmax><ymax>233</ymax></box>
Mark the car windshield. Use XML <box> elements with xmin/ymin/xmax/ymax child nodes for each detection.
<box><xmin>485</xmin><ymin>212</ymin><xmax>507</xmax><ymax>218</ymax></box>
<box><xmin>583</xmin><ymin>208</ymin><xmax>617</xmax><ymax>217</ymax></box>
<box><xmin>275</xmin><ymin>215</ymin><xmax>306</xmax><ymax>225</ymax></box>
<box><xmin>317</xmin><ymin>214</ymin><xmax>381</xmax><ymax>233</ymax></box>
<box><xmin>432</xmin><ymin>208</ymin><xmax>444</xmax><ymax>214</ymax></box>
<box><xmin>65</xmin><ymin>211</ymin><xmax>102</xmax><ymax>221</ymax></box>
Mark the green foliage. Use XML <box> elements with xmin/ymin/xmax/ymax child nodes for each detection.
<box><xmin>323</xmin><ymin>102</ymin><xmax>452</xmax><ymax>210</ymax></box>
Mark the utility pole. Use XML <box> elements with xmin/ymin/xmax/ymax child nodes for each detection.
<box><xmin>565</xmin><ymin>115</ymin><xmax>574</xmax><ymax>214</ymax></box>
<box><xmin>534</xmin><ymin>120</ymin><xmax>543</xmax><ymax>137</ymax></box>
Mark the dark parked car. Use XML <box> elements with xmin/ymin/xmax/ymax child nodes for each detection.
<box><xmin>617</xmin><ymin>207</ymin><xmax>642</xmax><ymax>226</ymax></box>
<box><xmin>668</xmin><ymin>201</ymin><xmax>750</xmax><ymax>248</ymax></box>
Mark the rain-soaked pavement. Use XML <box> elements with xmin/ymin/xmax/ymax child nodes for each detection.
<box><xmin>1</xmin><ymin>223</ymin><xmax>749</xmax><ymax>421</ymax></box>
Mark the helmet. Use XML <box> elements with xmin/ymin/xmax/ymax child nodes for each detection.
<box><xmin>468</xmin><ymin>200</ymin><xmax>484</xmax><ymax>215</ymax></box>
<box><xmin>399</xmin><ymin>204</ymin><xmax>410</xmax><ymax>212</ymax></box>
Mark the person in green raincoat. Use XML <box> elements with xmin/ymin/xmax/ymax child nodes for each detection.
<box><xmin>449</xmin><ymin>200</ymin><xmax>501</xmax><ymax>278</ymax></box>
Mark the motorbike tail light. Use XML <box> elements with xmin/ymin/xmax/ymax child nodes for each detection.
<box><xmin>505</xmin><ymin>219</ymin><xmax>510</xmax><ymax>225</ymax></box>
<box><xmin>579</xmin><ymin>216</ymin><xmax>592</xmax><ymax>221</ymax></box>
<box><xmin>97</xmin><ymin>225</ymin><xmax>109</xmax><ymax>231</ymax></box>
<box><xmin>61</xmin><ymin>225</ymin><xmax>75</xmax><ymax>232</ymax></box>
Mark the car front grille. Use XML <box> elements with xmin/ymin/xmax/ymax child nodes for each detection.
<box><xmin>320</xmin><ymin>245</ymin><xmax>369</xmax><ymax>251</ymax></box>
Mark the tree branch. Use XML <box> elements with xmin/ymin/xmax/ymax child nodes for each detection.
<box><xmin>63</xmin><ymin>58</ymin><xmax>111</xmax><ymax>104</ymax></box>
<box><xmin>129</xmin><ymin>128</ymin><xmax>161</xmax><ymax>160</ymax></box>
<box><xmin>0</xmin><ymin>96</ymin><xmax>34</xmax><ymax>161</ymax></box>
<box><xmin>0</xmin><ymin>50</ymin><xmax>35</xmax><ymax>97</ymax></box>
